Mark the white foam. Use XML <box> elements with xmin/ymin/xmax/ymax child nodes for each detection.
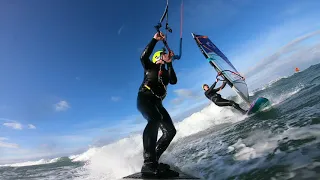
<box><xmin>0</xmin><ymin>104</ymin><xmax>243</xmax><ymax>171</ymax></box>
<box><xmin>189</xmin><ymin>122</ymin><xmax>320</xmax><ymax>179</ymax></box>
<box><xmin>270</xmin><ymin>84</ymin><xmax>304</xmax><ymax>106</ymax></box>
<box><xmin>71</xmin><ymin>147</ymin><xmax>100</xmax><ymax>162</ymax></box>
<box><xmin>173</xmin><ymin>103</ymin><xmax>245</xmax><ymax>139</ymax></box>
<box><xmin>0</xmin><ymin>74</ymin><xmax>309</xmax><ymax>180</ymax></box>
<box><xmin>228</xmin><ymin>130</ymin><xmax>279</xmax><ymax>162</ymax></box>
<box><xmin>225</xmin><ymin>124</ymin><xmax>320</xmax><ymax>175</ymax></box>
<box><xmin>72</xmin><ymin>103</ymin><xmax>246</xmax><ymax>180</ymax></box>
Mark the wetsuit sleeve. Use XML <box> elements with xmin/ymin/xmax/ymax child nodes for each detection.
<box><xmin>167</xmin><ymin>62</ymin><xmax>177</xmax><ymax>84</ymax></box>
<box><xmin>208</xmin><ymin>82</ymin><xmax>217</xmax><ymax>91</ymax></box>
<box><xmin>140</xmin><ymin>38</ymin><xmax>158</xmax><ymax>69</ymax></box>
<box><xmin>205</xmin><ymin>81</ymin><xmax>218</xmax><ymax>95</ymax></box>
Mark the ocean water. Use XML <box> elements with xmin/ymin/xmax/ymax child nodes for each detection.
<box><xmin>1</xmin><ymin>63</ymin><xmax>320</xmax><ymax>180</ymax></box>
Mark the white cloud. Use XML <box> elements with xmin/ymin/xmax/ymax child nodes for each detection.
<box><xmin>170</xmin><ymin>88</ymin><xmax>204</xmax><ymax>106</ymax></box>
<box><xmin>244</xmin><ymin>32</ymin><xmax>320</xmax><ymax>91</ymax></box>
<box><xmin>111</xmin><ymin>96</ymin><xmax>121</xmax><ymax>102</ymax></box>
<box><xmin>28</xmin><ymin>124</ymin><xmax>36</xmax><ymax>129</ymax></box>
<box><xmin>169</xmin><ymin>25</ymin><xmax>320</xmax><ymax>115</ymax></box>
<box><xmin>244</xmin><ymin>30</ymin><xmax>320</xmax><ymax>77</ymax></box>
<box><xmin>54</xmin><ymin>100</ymin><xmax>70</xmax><ymax>112</ymax></box>
<box><xmin>174</xmin><ymin>89</ymin><xmax>196</xmax><ymax>98</ymax></box>
<box><xmin>170</xmin><ymin>89</ymin><xmax>197</xmax><ymax>105</ymax></box>
<box><xmin>175</xmin><ymin>2</ymin><xmax>320</xmax><ymax>101</ymax></box>
<box><xmin>0</xmin><ymin>146</ymin><xmax>84</xmax><ymax>165</ymax></box>
<box><xmin>0</xmin><ymin>137</ymin><xmax>19</xmax><ymax>148</ymax></box>
<box><xmin>1</xmin><ymin>118</ymin><xmax>37</xmax><ymax>131</ymax></box>
<box><xmin>118</xmin><ymin>24</ymin><xmax>124</xmax><ymax>35</ymax></box>
<box><xmin>171</xmin><ymin>98</ymin><xmax>184</xmax><ymax>105</ymax></box>
<box><xmin>228</xmin><ymin>16</ymin><xmax>320</xmax><ymax>74</ymax></box>
<box><xmin>3</xmin><ymin>122</ymin><xmax>23</xmax><ymax>130</ymax></box>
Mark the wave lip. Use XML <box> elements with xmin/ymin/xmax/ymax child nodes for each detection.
<box><xmin>0</xmin><ymin>158</ymin><xmax>60</xmax><ymax>167</ymax></box>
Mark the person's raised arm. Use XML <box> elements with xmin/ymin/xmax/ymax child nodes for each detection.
<box><xmin>205</xmin><ymin>80</ymin><xmax>218</xmax><ymax>94</ymax></box>
<box><xmin>167</xmin><ymin>51</ymin><xmax>177</xmax><ymax>84</ymax></box>
<box><xmin>140</xmin><ymin>40</ymin><xmax>157</xmax><ymax>69</ymax></box>
<box><xmin>215</xmin><ymin>81</ymin><xmax>227</xmax><ymax>92</ymax></box>
<box><xmin>167</xmin><ymin>62</ymin><xmax>177</xmax><ymax>84</ymax></box>
<box><xmin>140</xmin><ymin>32</ymin><xmax>165</xmax><ymax>69</ymax></box>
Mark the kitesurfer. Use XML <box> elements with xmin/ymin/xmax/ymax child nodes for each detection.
<box><xmin>137</xmin><ymin>31</ymin><xmax>179</xmax><ymax>176</ymax></box>
<box><xmin>202</xmin><ymin>72</ymin><xmax>247</xmax><ymax>114</ymax></box>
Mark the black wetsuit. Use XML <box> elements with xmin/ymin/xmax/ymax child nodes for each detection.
<box><xmin>137</xmin><ymin>38</ymin><xmax>177</xmax><ymax>169</ymax></box>
<box><xmin>205</xmin><ymin>81</ymin><xmax>247</xmax><ymax>114</ymax></box>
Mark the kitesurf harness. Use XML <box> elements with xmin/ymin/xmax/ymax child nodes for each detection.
<box><xmin>144</xmin><ymin>64</ymin><xmax>167</xmax><ymax>100</ymax></box>
<box><xmin>155</xmin><ymin>0</ymin><xmax>183</xmax><ymax>61</ymax></box>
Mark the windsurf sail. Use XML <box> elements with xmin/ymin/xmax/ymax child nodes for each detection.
<box><xmin>192</xmin><ymin>33</ymin><xmax>251</xmax><ymax>106</ymax></box>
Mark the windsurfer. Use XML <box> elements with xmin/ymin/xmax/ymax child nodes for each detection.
<box><xmin>202</xmin><ymin>72</ymin><xmax>247</xmax><ymax>114</ymax></box>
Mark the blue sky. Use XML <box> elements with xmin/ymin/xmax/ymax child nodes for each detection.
<box><xmin>1</xmin><ymin>0</ymin><xmax>320</xmax><ymax>164</ymax></box>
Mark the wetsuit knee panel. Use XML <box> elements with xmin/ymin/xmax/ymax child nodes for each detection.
<box><xmin>161</xmin><ymin>126</ymin><xmax>176</xmax><ymax>139</ymax></box>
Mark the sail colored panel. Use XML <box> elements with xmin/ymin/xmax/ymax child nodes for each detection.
<box><xmin>192</xmin><ymin>33</ymin><xmax>250</xmax><ymax>105</ymax></box>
